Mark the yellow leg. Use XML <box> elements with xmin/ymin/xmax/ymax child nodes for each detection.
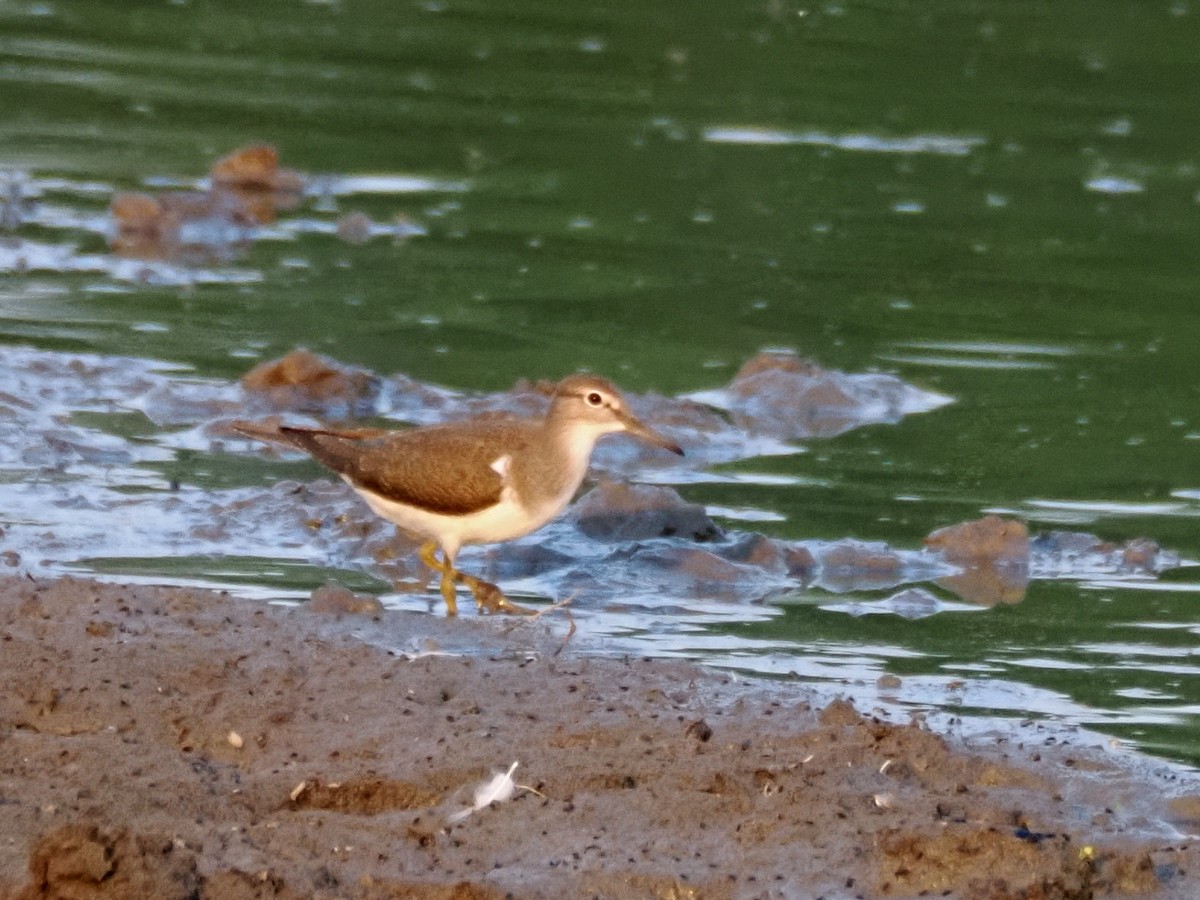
<box><xmin>418</xmin><ymin>541</ymin><xmax>458</xmax><ymax>616</ymax></box>
<box><xmin>417</xmin><ymin>541</ymin><xmax>533</xmax><ymax>616</ymax></box>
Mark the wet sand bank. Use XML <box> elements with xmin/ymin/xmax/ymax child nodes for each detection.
<box><xmin>1</xmin><ymin>574</ymin><xmax>1197</xmax><ymax>899</ymax></box>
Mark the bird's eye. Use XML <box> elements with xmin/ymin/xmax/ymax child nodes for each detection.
<box><xmin>585</xmin><ymin>391</ymin><xmax>603</xmax><ymax>407</ymax></box>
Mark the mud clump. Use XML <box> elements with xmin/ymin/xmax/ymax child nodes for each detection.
<box><xmin>875</xmin><ymin>825</ymin><xmax>1080</xmax><ymax>897</ymax></box>
<box><xmin>308</xmin><ymin>582</ymin><xmax>384</xmax><ymax>617</ymax></box>
<box><xmin>109</xmin><ymin>143</ymin><xmax>304</xmax><ymax>264</ymax></box>
<box><xmin>17</xmin><ymin>823</ymin><xmax>200</xmax><ymax>899</ymax></box>
<box><xmin>926</xmin><ymin>516</ymin><xmax>1031</xmax><ymax>605</ymax></box>
<box><xmin>241</xmin><ymin>348</ymin><xmax>381</xmax><ymax>416</ymax></box>
<box><xmin>926</xmin><ymin>515</ymin><xmax>1030</xmax><ymax>565</ymax></box>
<box><xmin>110</xmin><ymin>189</ymin><xmax>256</xmax><ymax>263</ymax></box>
<box><xmin>208</xmin><ymin>143</ymin><xmax>304</xmax><ymax>229</ymax></box>
<box><xmin>210</xmin><ymin>143</ymin><xmax>304</xmax><ymax>195</ymax></box>
<box><xmin>877</xmin><ymin>825</ymin><xmax>1161</xmax><ymax>898</ymax></box>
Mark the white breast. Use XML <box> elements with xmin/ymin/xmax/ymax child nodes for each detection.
<box><xmin>351</xmin><ymin>478</ymin><xmax>547</xmax><ymax>561</ymax></box>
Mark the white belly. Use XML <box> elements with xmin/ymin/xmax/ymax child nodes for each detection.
<box><xmin>351</xmin><ymin>479</ymin><xmax>556</xmax><ymax>559</ymax></box>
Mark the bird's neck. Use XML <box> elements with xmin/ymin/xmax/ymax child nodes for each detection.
<box><xmin>520</xmin><ymin>418</ymin><xmax>602</xmax><ymax>511</ymax></box>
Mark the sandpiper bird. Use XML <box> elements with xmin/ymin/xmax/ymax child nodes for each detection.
<box><xmin>234</xmin><ymin>374</ymin><xmax>683</xmax><ymax>615</ymax></box>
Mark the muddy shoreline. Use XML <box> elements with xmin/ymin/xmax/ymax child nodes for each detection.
<box><xmin>2</xmin><ymin>573</ymin><xmax>1198</xmax><ymax>899</ymax></box>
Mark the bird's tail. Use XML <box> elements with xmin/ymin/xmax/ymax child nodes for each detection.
<box><xmin>233</xmin><ymin>419</ymin><xmax>388</xmax><ymax>441</ymax></box>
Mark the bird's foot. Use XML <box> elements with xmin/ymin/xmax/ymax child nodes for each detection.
<box><xmin>468</xmin><ymin>578</ymin><xmax>535</xmax><ymax>616</ymax></box>
<box><xmin>417</xmin><ymin>541</ymin><xmax>532</xmax><ymax>616</ymax></box>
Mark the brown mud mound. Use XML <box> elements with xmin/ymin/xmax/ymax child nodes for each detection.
<box><xmin>1</xmin><ymin>575</ymin><xmax>1197</xmax><ymax>899</ymax></box>
<box><xmin>290</xmin><ymin>777</ymin><xmax>440</xmax><ymax>814</ymax></box>
<box><xmin>876</xmin><ymin>825</ymin><xmax>1159</xmax><ymax>898</ymax></box>
<box><xmin>240</xmin><ymin>347</ymin><xmax>382</xmax><ymax>416</ymax></box>
<box><xmin>16</xmin><ymin>823</ymin><xmax>200</xmax><ymax>900</ymax></box>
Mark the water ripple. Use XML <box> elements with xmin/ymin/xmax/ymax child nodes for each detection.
<box><xmin>704</xmin><ymin>126</ymin><xmax>986</xmax><ymax>156</ymax></box>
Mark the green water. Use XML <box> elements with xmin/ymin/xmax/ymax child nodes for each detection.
<box><xmin>3</xmin><ymin>1</ymin><xmax>1200</xmax><ymax>763</ymax></box>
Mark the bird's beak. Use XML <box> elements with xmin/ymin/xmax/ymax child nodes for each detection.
<box><xmin>619</xmin><ymin>410</ymin><xmax>684</xmax><ymax>456</ymax></box>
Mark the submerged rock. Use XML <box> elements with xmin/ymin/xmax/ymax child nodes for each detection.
<box><xmin>1122</xmin><ymin>537</ymin><xmax>1162</xmax><ymax>571</ymax></box>
<box><xmin>834</xmin><ymin>587</ymin><xmax>952</xmax><ymax>619</ymax></box>
<box><xmin>571</xmin><ymin>481</ymin><xmax>723</xmax><ymax>543</ymax></box>
<box><xmin>688</xmin><ymin>349</ymin><xmax>952</xmax><ymax>440</ymax></box>
<box><xmin>718</xmin><ymin>532</ymin><xmax>788</xmax><ymax>576</ymax></box>
<box><xmin>110</xmin><ymin>189</ymin><xmax>256</xmax><ymax>262</ymax></box>
<box><xmin>336</xmin><ymin>210</ymin><xmax>374</xmax><ymax>243</ymax></box>
<box><xmin>1031</xmin><ymin>529</ymin><xmax>1109</xmax><ymax>557</ymax></box>
<box><xmin>1030</xmin><ymin>530</ymin><xmax>1177</xmax><ymax>578</ymax></box>
<box><xmin>480</xmin><ymin>542</ymin><xmax>576</xmax><ymax>581</ymax></box>
<box><xmin>812</xmin><ymin>549</ymin><xmax>895</xmax><ymax>592</ymax></box>
<box><xmin>803</xmin><ymin>539</ymin><xmax>952</xmax><ymax>596</ymax></box>
<box><xmin>0</xmin><ymin>169</ymin><xmax>37</xmax><ymax>230</ymax></box>
<box><xmin>780</xmin><ymin>543</ymin><xmax>818</xmax><ymax>581</ymax></box>
<box><xmin>624</xmin><ymin>544</ymin><xmax>779</xmax><ymax>603</ymax></box>
<box><xmin>818</xmin><ymin>540</ymin><xmax>907</xmax><ymax>576</ymax></box>
<box><xmin>308</xmin><ymin>582</ymin><xmax>384</xmax><ymax>617</ymax></box>
<box><xmin>884</xmin><ymin>587</ymin><xmax>941</xmax><ymax>618</ymax></box>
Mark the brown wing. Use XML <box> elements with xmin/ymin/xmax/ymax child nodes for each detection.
<box><xmin>275</xmin><ymin>424</ymin><xmax>509</xmax><ymax>516</ymax></box>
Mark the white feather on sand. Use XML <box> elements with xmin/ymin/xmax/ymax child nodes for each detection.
<box><xmin>448</xmin><ymin>761</ymin><xmax>520</xmax><ymax>824</ymax></box>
